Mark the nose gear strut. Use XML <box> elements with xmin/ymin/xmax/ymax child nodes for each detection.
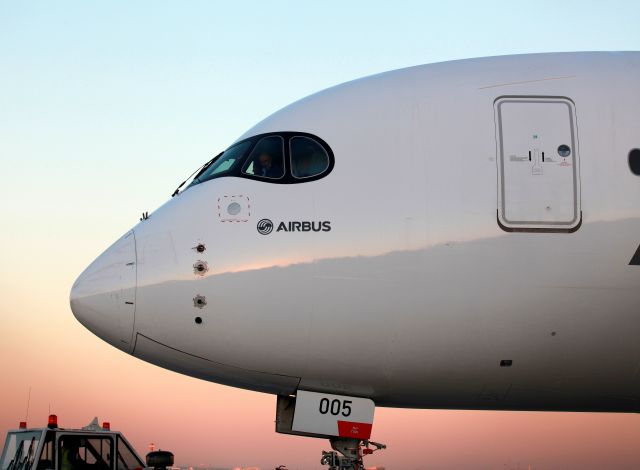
<box><xmin>320</xmin><ymin>438</ymin><xmax>386</xmax><ymax>470</ymax></box>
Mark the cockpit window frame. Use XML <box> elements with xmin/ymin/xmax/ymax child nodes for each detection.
<box><xmin>189</xmin><ymin>140</ymin><xmax>253</xmax><ymax>187</ymax></box>
<box><xmin>289</xmin><ymin>135</ymin><xmax>331</xmax><ymax>180</ymax></box>
<box><xmin>241</xmin><ymin>135</ymin><xmax>286</xmax><ymax>180</ymax></box>
<box><xmin>187</xmin><ymin>131</ymin><xmax>334</xmax><ymax>188</ymax></box>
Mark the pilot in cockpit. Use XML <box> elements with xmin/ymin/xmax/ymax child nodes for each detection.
<box><xmin>255</xmin><ymin>152</ymin><xmax>280</xmax><ymax>178</ymax></box>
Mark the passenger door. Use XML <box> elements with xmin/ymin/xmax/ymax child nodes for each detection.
<box><xmin>495</xmin><ymin>96</ymin><xmax>581</xmax><ymax>232</ymax></box>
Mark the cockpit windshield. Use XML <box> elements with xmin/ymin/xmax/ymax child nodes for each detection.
<box><xmin>189</xmin><ymin>140</ymin><xmax>253</xmax><ymax>188</ymax></box>
<box><xmin>181</xmin><ymin>132</ymin><xmax>334</xmax><ymax>191</ymax></box>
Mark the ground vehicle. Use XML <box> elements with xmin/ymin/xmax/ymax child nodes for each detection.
<box><xmin>0</xmin><ymin>416</ymin><xmax>145</xmax><ymax>470</ymax></box>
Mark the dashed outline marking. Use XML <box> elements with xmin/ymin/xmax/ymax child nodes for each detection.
<box><xmin>218</xmin><ymin>195</ymin><xmax>251</xmax><ymax>223</ymax></box>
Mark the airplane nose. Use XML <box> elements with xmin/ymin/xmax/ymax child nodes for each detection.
<box><xmin>70</xmin><ymin>230</ymin><xmax>137</xmax><ymax>353</ymax></box>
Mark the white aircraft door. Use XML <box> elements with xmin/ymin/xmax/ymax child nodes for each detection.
<box><xmin>495</xmin><ymin>96</ymin><xmax>581</xmax><ymax>231</ymax></box>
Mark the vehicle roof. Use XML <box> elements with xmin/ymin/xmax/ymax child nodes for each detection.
<box><xmin>7</xmin><ymin>428</ymin><xmax>122</xmax><ymax>434</ymax></box>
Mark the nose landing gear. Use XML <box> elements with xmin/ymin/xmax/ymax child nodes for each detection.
<box><xmin>321</xmin><ymin>438</ymin><xmax>386</xmax><ymax>470</ymax></box>
<box><xmin>276</xmin><ymin>393</ymin><xmax>386</xmax><ymax>470</ymax></box>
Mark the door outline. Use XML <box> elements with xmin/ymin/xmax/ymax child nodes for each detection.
<box><xmin>494</xmin><ymin>95</ymin><xmax>582</xmax><ymax>232</ymax></box>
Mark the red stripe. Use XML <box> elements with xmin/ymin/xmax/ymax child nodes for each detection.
<box><xmin>337</xmin><ymin>421</ymin><xmax>372</xmax><ymax>439</ymax></box>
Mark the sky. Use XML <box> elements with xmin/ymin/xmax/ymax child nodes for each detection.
<box><xmin>1</xmin><ymin>1</ymin><xmax>640</xmax><ymax>469</ymax></box>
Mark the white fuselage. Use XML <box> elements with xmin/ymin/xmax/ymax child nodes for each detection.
<box><xmin>71</xmin><ymin>52</ymin><xmax>640</xmax><ymax>412</ymax></box>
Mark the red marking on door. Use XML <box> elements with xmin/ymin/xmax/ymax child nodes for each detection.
<box><xmin>337</xmin><ymin>421</ymin><xmax>372</xmax><ymax>439</ymax></box>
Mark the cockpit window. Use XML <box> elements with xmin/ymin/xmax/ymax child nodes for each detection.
<box><xmin>290</xmin><ymin>136</ymin><xmax>330</xmax><ymax>179</ymax></box>
<box><xmin>184</xmin><ymin>132</ymin><xmax>333</xmax><ymax>190</ymax></box>
<box><xmin>194</xmin><ymin>140</ymin><xmax>252</xmax><ymax>184</ymax></box>
<box><xmin>242</xmin><ymin>136</ymin><xmax>285</xmax><ymax>179</ymax></box>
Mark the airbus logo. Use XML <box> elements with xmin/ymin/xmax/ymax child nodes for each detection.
<box><xmin>257</xmin><ymin>219</ymin><xmax>331</xmax><ymax>235</ymax></box>
<box><xmin>256</xmin><ymin>219</ymin><xmax>274</xmax><ymax>235</ymax></box>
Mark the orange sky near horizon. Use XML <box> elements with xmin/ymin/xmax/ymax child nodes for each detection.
<box><xmin>1</xmin><ymin>169</ymin><xmax>639</xmax><ymax>470</ymax></box>
<box><xmin>1</xmin><ymin>272</ymin><xmax>640</xmax><ymax>470</ymax></box>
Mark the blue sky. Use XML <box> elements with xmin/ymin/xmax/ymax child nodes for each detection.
<box><xmin>2</xmin><ymin>0</ymin><xmax>637</xmax><ymax>222</ymax></box>
<box><xmin>2</xmin><ymin>2</ymin><xmax>638</xmax><ymax>211</ymax></box>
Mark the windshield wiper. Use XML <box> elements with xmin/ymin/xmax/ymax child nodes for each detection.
<box><xmin>171</xmin><ymin>152</ymin><xmax>223</xmax><ymax>197</ymax></box>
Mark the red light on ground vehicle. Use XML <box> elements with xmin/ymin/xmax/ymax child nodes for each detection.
<box><xmin>48</xmin><ymin>414</ymin><xmax>58</xmax><ymax>429</ymax></box>
<box><xmin>19</xmin><ymin>422</ymin><xmax>27</xmax><ymax>429</ymax></box>
<box><xmin>102</xmin><ymin>422</ymin><xmax>110</xmax><ymax>430</ymax></box>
